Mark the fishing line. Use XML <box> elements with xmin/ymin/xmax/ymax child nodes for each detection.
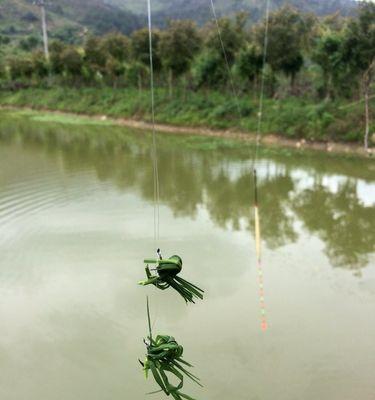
<box><xmin>209</xmin><ymin>0</ymin><xmax>242</xmax><ymax>119</ymax></box>
<box><xmin>252</xmin><ymin>0</ymin><xmax>270</xmax><ymax>332</ymax></box>
<box><xmin>208</xmin><ymin>0</ymin><xmax>271</xmax><ymax>331</ymax></box>
<box><xmin>254</xmin><ymin>0</ymin><xmax>270</xmax><ymax>165</ymax></box>
<box><xmin>147</xmin><ymin>0</ymin><xmax>161</xmax><ymax>243</ymax></box>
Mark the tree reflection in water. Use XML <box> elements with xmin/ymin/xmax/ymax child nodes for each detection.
<box><xmin>0</xmin><ymin>112</ymin><xmax>373</xmax><ymax>272</ymax></box>
<box><xmin>293</xmin><ymin>179</ymin><xmax>375</xmax><ymax>272</ymax></box>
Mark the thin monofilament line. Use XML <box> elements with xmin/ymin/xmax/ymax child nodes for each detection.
<box><xmin>254</xmin><ymin>0</ymin><xmax>271</xmax><ymax>165</ymax></box>
<box><xmin>253</xmin><ymin>0</ymin><xmax>271</xmax><ymax>332</ymax></box>
<box><xmin>147</xmin><ymin>0</ymin><xmax>160</xmax><ymax>242</ymax></box>
<box><xmin>209</xmin><ymin>0</ymin><xmax>242</xmax><ymax>120</ymax></box>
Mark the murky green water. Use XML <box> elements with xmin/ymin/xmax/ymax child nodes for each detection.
<box><xmin>0</xmin><ymin>110</ymin><xmax>374</xmax><ymax>400</ymax></box>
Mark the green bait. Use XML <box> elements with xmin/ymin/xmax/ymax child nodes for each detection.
<box><xmin>139</xmin><ymin>251</ymin><xmax>204</xmax><ymax>304</ymax></box>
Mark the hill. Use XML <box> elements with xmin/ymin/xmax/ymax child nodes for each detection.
<box><xmin>0</xmin><ymin>0</ymin><xmax>357</xmax><ymax>50</ymax></box>
<box><xmin>122</xmin><ymin>0</ymin><xmax>357</xmax><ymax>25</ymax></box>
<box><xmin>0</xmin><ymin>0</ymin><xmax>143</xmax><ymax>47</ymax></box>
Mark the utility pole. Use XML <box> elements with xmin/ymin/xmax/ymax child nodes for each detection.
<box><xmin>34</xmin><ymin>0</ymin><xmax>49</xmax><ymax>60</ymax></box>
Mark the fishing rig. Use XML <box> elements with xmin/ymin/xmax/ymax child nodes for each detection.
<box><xmin>138</xmin><ymin>0</ymin><xmax>204</xmax><ymax>396</ymax></box>
<box><xmin>208</xmin><ymin>0</ymin><xmax>271</xmax><ymax>332</ymax></box>
<box><xmin>139</xmin><ymin>250</ymin><xmax>204</xmax><ymax>304</ymax></box>
<box><xmin>138</xmin><ymin>0</ymin><xmax>204</xmax><ymax>304</ymax></box>
<box><xmin>138</xmin><ymin>0</ymin><xmax>204</xmax><ymax>305</ymax></box>
<box><xmin>138</xmin><ymin>0</ymin><xmax>272</xmax><ymax>396</ymax></box>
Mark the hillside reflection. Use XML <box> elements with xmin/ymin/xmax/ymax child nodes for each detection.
<box><xmin>0</xmin><ymin>113</ymin><xmax>374</xmax><ymax>271</ymax></box>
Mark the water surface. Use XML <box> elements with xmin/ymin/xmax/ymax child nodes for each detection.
<box><xmin>0</xmin><ymin>110</ymin><xmax>374</xmax><ymax>400</ymax></box>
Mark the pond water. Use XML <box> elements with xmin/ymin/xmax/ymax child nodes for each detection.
<box><xmin>0</xmin><ymin>110</ymin><xmax>374</xmax><ymax>400</ymax></box>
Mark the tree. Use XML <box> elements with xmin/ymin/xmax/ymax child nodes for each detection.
<box><xmin>60</xmin><ymin>47</ymin><xmax>83</xmax><ymax>82</ymax></box>
<box><xmin>192</xmin><ymin>50</ymin><xmax>226</xmax><ymax>89</ymax></box>
<box><xmin>131</xmin><ymin>28</ymin><xmax>161</xmax><ymax>69</ymax></box>
<box><xmin>0</xmin><ymin>62</ymin><xmax>6</xmax><ymax>81</ymax></box>
<box><xmin>84</xmin><ymin>36</ymin><xmax>107</xmax><ymax>80</ymax></box>
<box><xmin>31</xmin><ymin>50</ymin><xmax>49</xmax><ymax>80</ymax></box>
<box><xmin>257</xmin><ymin>6</ymin><xmax>314</xmax><ymax>92</ymax></box>
<box><xmin>49</xmin><ymin>40</ymin><xmax>67</xmax><ymax>75</ymax></box>
<box><xmin>0</xmin><ymin>36</ymin><xmax>4</xmax><ymax>59</ymax></box>
<box><xmin>19</xmin><ymin>35</ymin><xmax>40</xmax><ymax>51</ymax></box>
<box><xmin>312</xmin><ymin>33</ymin><xmax>345</xmax><ymax>99</ymax></box>
<box><xmin>235</xmin><ymin>44</ymin><xmax>263</xmax><ymax>91</ymax></box>
<box><xmin>101</xmin><ymin>32</ymin><xmax>130</xmax><ymax>62</ymax></box>
<box><xmin>204</xmin><ymin>13</ymin><xmax>247</xmax><ymax>67</ymax></box>
<box><xmin>341</xmin><ymin>2</ymin><xmax>375</xmax><ymax>150</ymax></box>
<box><xmin>52</xmin><ymin>26</ymin><xmax>81</xmax><ymax>45</ymax></box>
<box><xmin>322</xmin><ymin>12</ymin><xmax>347</xmax><ymax>33</ymax></box>
<box><xmin>96</xmin><ymin>33</ymin><xmax>132</xmax><ymax>88</ymax></box>
<box><xmin>131</xmin><ymin>28</ymin><xmax>162</xmax><ymax>92</ymax></box>
<box><xmin>158</xmin><ymin>20</ymin><xmax>202</xmax><ymax>97</ymax></box>
<box><xmin>9</xmin><ymin>57</ymin><xmax>33</xmax><ymax>81</ymax></box>
<box><xmin>104</xmin><ymin>56</ymin><xmax>125</xmax><ymax>88</ymax></box>
<box><xmin>0</xmin><ymin>35</ymin><xmax>11</xmax><ymax>46</ymax></box>
<box><xmin>125</xmin><ymin>62</ymin><xmax>146</xmax><ymax>92</ymax></box>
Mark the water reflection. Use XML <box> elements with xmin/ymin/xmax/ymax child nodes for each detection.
<box><xmin>293</xmin><ymin>180</ymin><xmax>375</xmax><ymax>272</ymax></box>
<box><xmin>0</xmin><ymin>111</ymin><xmax>374</xmax><ymax>271</ymax></box>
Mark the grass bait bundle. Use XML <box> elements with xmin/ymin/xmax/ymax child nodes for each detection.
<box><xmin>140</xmin><ymin>299</ymin><xmax>202</xmax><ymax>400</ymax></box>
<box><xmin>139</xmin><ymin>250</ymin><xmax>204</xmax><ymax>304</ymax></box>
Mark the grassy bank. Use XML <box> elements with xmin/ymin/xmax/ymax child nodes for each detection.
<box><xmin>0</xmin><ymin>87</ymin><xmax>373</xmax><ymax>144</ymax></box>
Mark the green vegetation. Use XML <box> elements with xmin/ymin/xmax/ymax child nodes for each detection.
<box><xmin>0</xmin><ymin>86</ymin><xmax>372</xmax><ymax>143</ymax></box>
<box><xmin>0</xmin><ymin>3</ymin><xmax>373</xmax><ymax>146</ymax></box>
